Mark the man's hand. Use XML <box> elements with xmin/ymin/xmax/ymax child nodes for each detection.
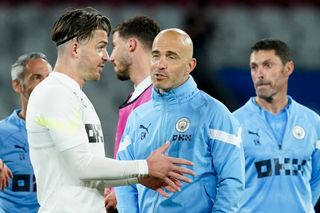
<box><xmin>0</xmin><ymin>159</ymin><xmax>13</xmax><ymax>191</ymax></box>
<box><xmin>104</xmin><ymin>187</ymin><xmax>117</xmax><ymax>212</ymax></box>
<box><xmin>146</xmin><ymin>142</ymin><xmax>194</xmax><ymax>191</ymax></box>
<box><xmin>138</xmin><ymin>176</ymin><xmax>182</xmax><ymax>197</ymax></box>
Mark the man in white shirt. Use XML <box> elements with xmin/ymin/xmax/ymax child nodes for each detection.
<box><xmin>26</xmin><ymin>7</ymin><xmax>194</xmax><ymax>213</ymax></box>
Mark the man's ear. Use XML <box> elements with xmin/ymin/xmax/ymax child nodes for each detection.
<box><xmin>71</xmin><ymin>41</ymin><xmax>80</xmax><ymax>58</ymax></box>
<box><xmin>128</xmin><ymin>38</ymin><xmax>137</xmax><ymax>52</ymax></box>
<box><xmin>285</xmin><ymin>60</ymin><xmax>294</xmax><ymax>77</ymax></box>
<box><xmin>12</xmin><ymin>79</ymin><xmax>22</xmax><ymax>93</ymax></box>
<box><xmin>186</xmin><ymin>58</ymin><xmax>197</xmax><ymax>75</ymax></box>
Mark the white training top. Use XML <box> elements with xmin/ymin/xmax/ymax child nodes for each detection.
<box><xmin>26</xmin><ymin>72</ymin><xmax>147</xmax><ymax>213</ymax></box>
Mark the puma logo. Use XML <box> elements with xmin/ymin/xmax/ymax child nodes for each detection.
<box><xmin>248</xmin><ymin>129</ymin><xmax>261</xmax><ymax>145</ymax></box>
<box><xmin>14</xmin><ymin>145</ymin><xmax>27</xmax><ymax>152</ymax></box>
<box><xmin>139</xmin><ymin>123</ymin><xmax>151</xmax><ymax>133</ymax></box>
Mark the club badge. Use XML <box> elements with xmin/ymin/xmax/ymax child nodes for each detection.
<box><xmin>176</xmin><ymin>117</ymin><xmax>190</xmax><ymax>133</ymax></box>
<box><xmin>292</xmin><ymin>125</ymin><xmax>305</xmax><ymax>140</ymax></box>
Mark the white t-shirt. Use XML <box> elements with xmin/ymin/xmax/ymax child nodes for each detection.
<box><xmin>26</xmin><ymin>72</ymin><xmax>122</xmax><ymax>212</ymax></box>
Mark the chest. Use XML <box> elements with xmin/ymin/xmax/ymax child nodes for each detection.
<box><xmin>242</xmin><ymin>118</ymin><xmax>316</xmax><ymax>162</ymax></box>
<box><xmin>0</xmin><ymin>131</ymin><xmax>33</xmax><ymax>173</ymax></box>
<box><xmin>132</xmin><ymin>106</ymin><xmax>210</xmax><ymax>159</ymax></box>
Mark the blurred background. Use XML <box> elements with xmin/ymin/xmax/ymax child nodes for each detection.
<box><xmin>0</xmin><ymin>0</ymin><xmax>319</xmax><ymax>157</ymax></box>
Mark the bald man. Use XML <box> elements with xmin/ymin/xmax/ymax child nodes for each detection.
<box><xmin>115</xmin><ymin>28</ymin><xmax>245</xmax><ymax>212</ymax></box>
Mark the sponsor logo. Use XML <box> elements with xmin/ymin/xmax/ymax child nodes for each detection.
<box><xmin>172</xmin><ymin>134</ymin><xmax>192</xmax><ymax>142</ymax></box>
<box><xmin>12</xmin><ymin>174</ymin><xmax>37</xmax><ymax>192</ymax></box>
<box><xmin>255</xmin><ymin>158</ymin><xmax>307</xmax><ymax>178</ymax></box>
<box><xmin>85</xmin><ymin>124</ymin><xmax>104</xmax><ymax>143</ymax></box>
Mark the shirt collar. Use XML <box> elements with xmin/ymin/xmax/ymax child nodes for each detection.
<box><xmin>129</xmin><ymin>76</ymin><xmax>152</xmax><ymax>102</ymax></box>
<box><xmin>50</xmin><ymin>71</ymin><xmax>81</xmax><ymax>91</ymax></box>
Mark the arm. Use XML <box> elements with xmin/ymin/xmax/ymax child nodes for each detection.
<box><xmin>310</xmin><ymin>117</ymin><xmax>320</xmax><ymax>205</ymax></box>
<box><xmin>61</xmin><ymin>141</ymin><xmax>193</xmax><ymax>187</ymax></box>
<box><xmin>61</xmin><ymin>142</ymin><xmax>146</xmax><ymax>184</ymax></box>
<box><xmin>210</xmin><ymin>114</ymin><xmax>245</xmax><ymax>212</ymax></box>
<box><xmin>310</xmin><ymin>115</ymin><xmax>320</xmax><ymax>205</ymax></box>
<box><xmin>0</xmin><ymin>159</ymin><xmax>13</xmax><ymax>191</ymax></box>
<box><xmin>311</xmin><ymin>148</ymin><xmax>320</xmax><ymax>205</ymax></box>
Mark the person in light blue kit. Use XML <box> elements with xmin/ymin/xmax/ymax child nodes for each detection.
<box><xmin>233</xmin><ymin>39</ymin><xmax>320</xmax><ymax>213</ymax></box>
<box><xmin>115</xmin><ymin>28</ymin><xmax>245</xmax><ymax>212</ymax></box>
<box><xmin>0</xmin><ymin>52</ymin><xmax>52</xmax><ymax>213</ymax></box>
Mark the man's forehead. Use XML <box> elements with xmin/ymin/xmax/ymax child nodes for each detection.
<box><xmin>91</xmin><ymin>29</ymin><xmax>108</xmax><ymax>40</ymax></box>
<box><xmin>152</xmin><ymin>46</ymin><xmax>179</xmax><ymax>54</ymax></box>
<box><xmin>250</xmin><ymin>50</ymin><xmax>278</xmax><ymax>61</ymax></box>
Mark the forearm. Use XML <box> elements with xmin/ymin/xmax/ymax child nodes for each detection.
<box><xmin>61</xmin><ymin>143</ymin><xmax>148</xmax><ymax>181</ymax></box>
<box><xmin>82</xmin><ymin>178</ymin><xmax>139</xmax><ymax>196</ymax></box>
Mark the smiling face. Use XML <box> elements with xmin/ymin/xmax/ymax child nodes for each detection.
<box><xmin>250</xmin><ymin>49</ymin><xmax>292</xmax><ymax>102</ymax></box>
<box><xmin>77</xmin><ymin>29</ymin><xmax>109</xmax><ymax>81</ymax></box>
<box><xmin>109</xmin><ymin>31</ymin><xmax>132</xmax><ymax>81</ymax></box>
<box><xmin>151</xmin><ymin>29</ymin><xmax>196</xmax><ymax>93</ymax></box>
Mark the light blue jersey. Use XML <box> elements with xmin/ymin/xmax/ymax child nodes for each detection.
<box><xmin>233</xmin><ymin>97</ymin><xmax>320</xmax><ymax>213</ymax></box>
<box><xmin>116</xmin><ymin>76</ymin><xmax>245</xmax><ymax>213</ymax></box>
<box><xmin>0</xmin><ymin>110</ymin><xmax>39</xmax><ymax>213</ymax></box>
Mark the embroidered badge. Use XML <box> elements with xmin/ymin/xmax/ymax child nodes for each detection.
<box><xmin>175</xmin><ymin>117</ymin><xmax>190</xmax><ymax>133</ymax></box>
<box><xmin>292</xmin><ymin>125</ymin><xmax>305</xmax><ymax>140</ymax></box>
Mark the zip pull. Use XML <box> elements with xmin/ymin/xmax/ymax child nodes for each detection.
<box><xmin>278</xmin><ymin>144</ymin><xmax>282</xmax><ymax>150</ymax></box>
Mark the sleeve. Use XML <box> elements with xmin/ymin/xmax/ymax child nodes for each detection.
<box><xmin>209</xmin><ymin>111</ymin><xmax>245</xmax><ymax>212</ymax></box>
<box><xmin>61</xmin><ymin>143</ymin><xmax>147</xmax><ymax>181</ymax></box>
<box><xmin>115</xmin><ymin>115</ymin><xmax>139</xmax><ymax>213</ymax></box>
<box><xmin>310</xmin><ymin>115</ymin><xmax>320</xmax><ymax>205</ymax></box>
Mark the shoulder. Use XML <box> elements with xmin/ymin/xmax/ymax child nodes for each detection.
<box><xmin>130</xmin><ymin>99</ymin><xmax>153</xmax><ymax>119</ymax></box>
<box><xmin>29</xmin><ymin>76</ymin><xmax>80</xmax><ymax>111</ymax></box>
<box><xmin>0</xmin><ymin>113</ymin><xmax>18</xmax><ymax>141</ymax></box>
<box><xmin>196</xmin><ymin>91</ymin><xmax>227</xmax><ymax>110</ymax></box>
<box><xmin>197</xmin><ymin>91</ymin><xmax>234</xmax><ymax>117</ymax></box>
<box><xmin>32</xmin><ymin>76</ymin><xmax>74</xmax><ymax>99</ymax></box>
<box><xmin>291</xmin><ymin>99</ymin><xmax>320</xmax><ymax>123</ymax></box>
<box><xmin>197</xmin><ymin>91</ymin><xmax>239</xmax><ymax>128</ymax></box>
<box><xmin>233</xmin><ymin>100</ymin><xmax>254</xmax><ymax>122</ymax></box>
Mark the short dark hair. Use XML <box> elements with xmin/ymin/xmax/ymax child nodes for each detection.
<box><xmin>113</xmin><ymin>16</ymin><xmax>160</xmax><ymax>49</ymax></box>
<box><xmin>51</xmin><ymin>7</ymin><xmax>111</xmax><ymax>46</ymax></box>
<box><xmin>251</xmin><ymin>39</ymin><xmax>292</xmax><ymax>65</ymax></box>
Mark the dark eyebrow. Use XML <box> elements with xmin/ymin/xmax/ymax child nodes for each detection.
<box><xmin>152</xmin><ymin>50</ymin><xmax>160</xmax><ymax>55</ymax></box>
<box><xmin>99</xmin><ymin>41</ymin><xmax>108</xmax><ymax>46</ymax></box>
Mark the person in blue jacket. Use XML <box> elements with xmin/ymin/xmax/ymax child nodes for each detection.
<box><xmin>233</xmin><ymin>38</ymin><xmax>320</xmax><ymax>213</ymax></box>
<box><xmin>115</xmin><ymin>28</ymin><xmax>245</xmax><ymax>213</ymax></box>
<box><xmin>0</xmin><ymin>52</ymin><xmax>52</xmax><ymax>213</ymax></box>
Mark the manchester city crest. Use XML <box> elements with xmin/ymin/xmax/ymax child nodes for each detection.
<box><xmin>292</xmin><ymin>125</ymin><xmax>305</xmax><ymax>140</ymax></box>
<box><xmin>175</xmin><ymin>117</ymin><xmax>190</xmax><ymax>133</ymax></box>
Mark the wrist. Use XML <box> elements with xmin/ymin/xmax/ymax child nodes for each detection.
<box><xmin>137</xmin><ymin>160</ymin><xmax>148</xmax><ymax>177</ymax></box>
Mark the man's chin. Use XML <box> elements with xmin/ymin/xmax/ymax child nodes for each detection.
<box><xmin>116</xmin><ymin>73</ymin><xmax>130</xmax><ymax>81</ymax></box>
<box><xmin>257</xmin><ymin>94</ymin><xmax>274</xmax><ymax>103</ymax></box>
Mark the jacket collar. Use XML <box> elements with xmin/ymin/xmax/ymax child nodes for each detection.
<box><xmin>249</xmin><ymin>96</ymin><xmax>293</xmax><ymax>114</ymax></box>
<box><xmin>152</xmin><ymin>75</ymin><xmax>199</xmax><ymax>105</ymax></box>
